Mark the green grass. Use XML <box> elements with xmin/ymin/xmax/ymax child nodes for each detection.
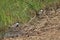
<box><xmin>0</xmin><ymin>0</ymin><xmax>60</xmax><ymax>37</ymax></box>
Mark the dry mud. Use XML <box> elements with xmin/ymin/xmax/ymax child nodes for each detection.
<box><xmin>3</xmin><ymin>8</ymin><xmax>60</xmax><ymax>40</ymax></box>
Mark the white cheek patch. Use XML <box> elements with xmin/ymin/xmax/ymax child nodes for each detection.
<box><xmin>40</xmin><ymin>10</ymin><xmax>43</xmax><ymax>12</ymax></box>
<box><xmin>16</xmin><ymin>23</ymin><xmax>19</xmax><ymax>25</ymax></box>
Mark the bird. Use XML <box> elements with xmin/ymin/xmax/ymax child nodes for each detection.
<box><xmin>36</xmin><ymin>9</ymin><xmax>44</xmax><ymax>16</ymax></box>
<box><xmin>11</xmin><ymin>22</ymin><xmax>19</xmax><ymax>28</ymax></box>
<box><xmin>8</xmin><ymin>22</ymin><xmax>20</xmax><ymax>29</ymax></box>
<box><xmin>38</xmin><ymin>9</ymin><xmax>43</xmax><ymax>15</ymax></box>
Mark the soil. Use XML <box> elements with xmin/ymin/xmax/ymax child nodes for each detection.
<box><xmin>3</xmin><ymin>8</ymin><xmax>60</xmax><ymax>40</ymax></box>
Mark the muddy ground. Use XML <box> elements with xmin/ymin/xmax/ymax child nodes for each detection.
<box><xmin>3</xmin><ymin>8</ymin><xmax>60</xmax><ymax>40</ymax></box>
